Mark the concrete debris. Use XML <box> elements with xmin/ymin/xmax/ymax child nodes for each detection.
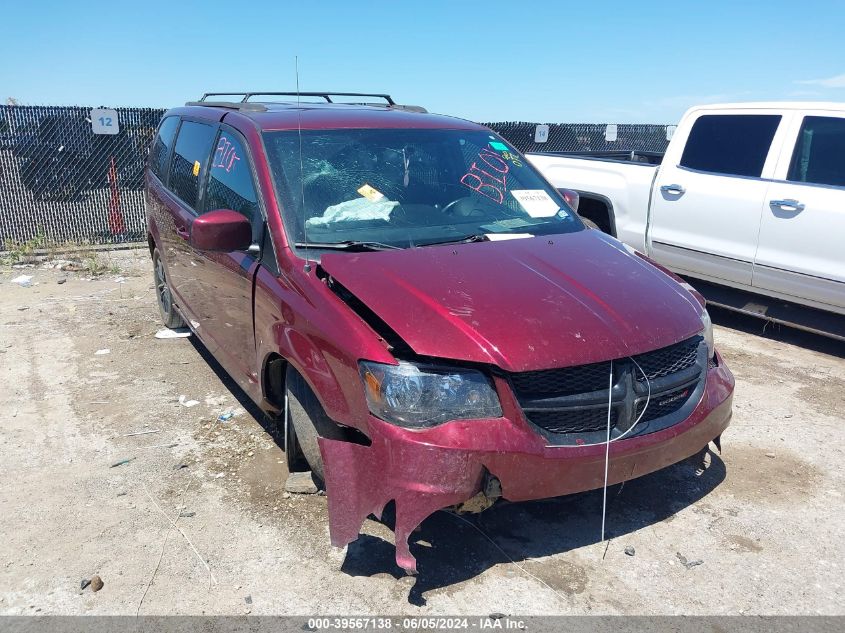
<box><xmin>90</xmin><ymin>575</ymin><xmax>104</xmax><ymax>592</ymax></box>
<box><xmin>676</xmin><ymin>552</ymin><xmax>704</xmax><ymax>569</ymax></box>
<box><xmin>624</xmin><ymin>546</ymin><xmax>636</xmax><ymax>556</ymax></box>
<box><xmin>285</xmin><ymin>471</ymin><xmax>319</xmax><ymax>495</ymax></box>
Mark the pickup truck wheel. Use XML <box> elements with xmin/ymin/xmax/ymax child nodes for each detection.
<box><xmin>152</xmin><ymin>248</ymin><xmax>185</xmax><ymax>329</ymax></box>
<box><xmin>285</xmin><ymin>367</ymin><xmax>346</xmax><ymax>482</ymax></box>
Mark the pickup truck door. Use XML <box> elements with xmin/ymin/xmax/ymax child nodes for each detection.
<box><xmin>648</xmin><ymin>112</ymin><xmax>791</xmax><ymax>287</ymax></box>
<box><xmin>754</xmin><ymin>112</ymin><xmax>845</xmax><ymax>314</ymax></box>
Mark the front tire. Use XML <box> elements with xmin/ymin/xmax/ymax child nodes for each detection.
<box><xmin>152</xmin><ymin>247</ymin><xmax>185</xmax><ymax>329</ymax></box>
<box><xmin>285</xmin><ymin>367</ymin><xmax>346</xmax><ymax>482</ymax></box>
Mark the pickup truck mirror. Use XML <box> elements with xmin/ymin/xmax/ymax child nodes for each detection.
<box><xmin>190</xmin><ymin>209</ymin><xmax>252</xmax><ymax>252</ymax></box>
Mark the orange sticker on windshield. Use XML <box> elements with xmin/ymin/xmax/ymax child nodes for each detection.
<box><xmin>357</xmin><ymin>183</ymin><xmax>385</xmax><ymax>202</ymax></box>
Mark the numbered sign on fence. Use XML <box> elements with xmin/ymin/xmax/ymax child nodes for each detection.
<box><xmin>534</xmin><ymin>124</ymin><xmax>549</xmax><ymax>143</ymax></box>
<box><xmin>91</xmin><ymin>108</ymin><xmax>119</xmax><ymax>135</ymax></box>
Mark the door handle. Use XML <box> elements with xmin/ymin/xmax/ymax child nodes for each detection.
<box><xmin>769</xmin><ymin>199</ymin><xmax>805</xmax><ymax>213</ymax></box>
<box><xmin>660</xmin><ymin>183</ymin><xmax>685</xmax><ymax>195</ymax></box>
<box><xmin>175</xmin><ymin>226</ymin><xmax>190</xmax><ymax>240</ymax></box>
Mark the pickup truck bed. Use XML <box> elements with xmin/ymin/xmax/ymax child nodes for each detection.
<box><xmin>529</xmin><ymin>101</ymin><xmax>845</xmax><ymax>340</ymax></box>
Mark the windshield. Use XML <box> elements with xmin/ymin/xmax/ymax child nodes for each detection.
<box><xmin>263</xmin><ymin>128</ymin><xmax>583</xmax><ymax>251</ymax></box>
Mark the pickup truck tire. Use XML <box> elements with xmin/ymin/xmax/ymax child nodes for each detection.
<box><xmin>285</xmin><ymin>366</ymin><xmax>347</xmax><ymax>482</ymax></box>
<box><xmin>152</xmin><ymin>248</ymin><xmax>185</xmax><ymax>329</ymax></box>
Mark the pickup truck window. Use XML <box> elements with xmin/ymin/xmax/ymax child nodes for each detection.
<box><xmin>263</xmin><ymin>128</ymin><xmax>581</xmax><ymax>251</ymax></box>
<box><xmin>149</xmin><ymin>116</ymin><xmax>179</xmax><ymax>181</ymax></box>
<box><xmin>680</xmin><ymin>114</ymin><xmax>781</xmax><ymax>178</ymax></box>
<box><xmin>168</xmin><ymin>120</ymin><xmax>216</xmax><ymax>210</ymax></box>
<box><xmin>787</xmin><ymin>116</ymin><xmax>845</xmax><ymax>188</ymax></box>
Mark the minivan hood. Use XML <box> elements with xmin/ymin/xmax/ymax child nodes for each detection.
<box><xmin>320</xmin><ymin>231</ymin><xmax>704</xmax><ymax>372</ymax></box>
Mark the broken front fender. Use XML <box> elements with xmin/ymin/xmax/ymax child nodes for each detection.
<box><xmin>319</xmin><ymin>362</ymin><xmax>733</xmax><ymax>574</ymax></box>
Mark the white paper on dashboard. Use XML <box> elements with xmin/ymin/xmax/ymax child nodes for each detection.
<box><xmin>485</xmin><ymin>233</ymin><xmax>533</xmax><ymax>241</ymax></box>
<box><xmin>510</xmin><ymin>190</ymin><xmax>559</xmax><ymax>217</ymax></box>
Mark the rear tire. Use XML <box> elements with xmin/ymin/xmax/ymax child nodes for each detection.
<box><xmin>152</xmin><ymin>247</ymin><xmax>185</xmax><ymax>329</ymax></box>
<box><xmin>285</xmin><ymin>366</ymin><xmax>346</xmax><ymax>482</ymax></box>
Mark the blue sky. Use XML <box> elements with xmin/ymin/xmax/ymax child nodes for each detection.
<box><xmin>3</xmin><ymin>0</ymin><xmax>843</xmax><ymax>124</ymax></box>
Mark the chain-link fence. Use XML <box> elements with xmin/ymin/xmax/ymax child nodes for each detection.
<box><xmin>0</xmin><ymin>105</ymin><xmax>165</xmax><ymax>249</ymax></box>
<box><xmin>484</xmin><ymin>121</ymin><xmax>672</xmax><ymax>155</ymax></box>
<box><xmin>0</xmin><ymin>104</ymin><xmax>670</xmax><ymax>249</ymax></box>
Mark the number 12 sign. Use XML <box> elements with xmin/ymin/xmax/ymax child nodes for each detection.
<box><xmin>91</xmin><ymin>108</ymin><xmax>119</xmax><ymax>135</ymax></box>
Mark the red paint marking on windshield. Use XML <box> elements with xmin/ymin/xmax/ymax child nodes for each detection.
<box><xmin>460</xmin><ymin>149</ymin><xmax>510</xmax><ymax>203</ymax></box>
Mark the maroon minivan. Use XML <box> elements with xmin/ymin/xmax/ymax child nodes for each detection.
<box><xmin>145</xmin><ymin>92</ymin><xmax>734</xmax><ymax>573</ymax></box>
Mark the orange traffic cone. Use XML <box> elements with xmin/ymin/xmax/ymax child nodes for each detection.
<box><xmin>107</xmin><ymin>156</ymin><xmax>126</xmax><ymax>236</ymax></box>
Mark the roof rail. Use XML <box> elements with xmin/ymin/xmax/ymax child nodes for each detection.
<box><xmin>184</xmin><ymin>92</ymin><xmax>427</xmax><ymax>113</ymax></box>
<box><xmin>199</xmin><ymin>91</ymin><xmax>396</xmax><ymax>105</ymax></box>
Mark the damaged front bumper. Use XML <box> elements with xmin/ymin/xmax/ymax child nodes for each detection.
<box><xmin>319</xmin><ymin>361</ymin><xmax>734</xmax><ymax>573</ymax></box>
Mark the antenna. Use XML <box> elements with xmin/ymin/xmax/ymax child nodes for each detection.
<box><xmin>296</xmin><ymin>56</ymin><xmax>311</xmax><ymax>273</ymax></box>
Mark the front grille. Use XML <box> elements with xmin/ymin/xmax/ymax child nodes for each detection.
<box><xmin>510</xmin><ymin>361</ymin><xmax>610</xmax><ymax>397</ymax></box>
<box><xmin>528</xmin><ymin>408</ymin><xmax>619</xmax><ymax>435</ymax></box>
<box><xmin>631</xmin><ymin>337</ymin><xmax>699</xmax><ymax>381</ymax></box>
<box><xmin>510</xmin><ymin>335</ymin><xmax>704</xmax><ymax>443</ymax></box>
<box><xmin>635</xmin><ymin>385</ymin><xmax>692</xmax><ymax>423</ymax></box>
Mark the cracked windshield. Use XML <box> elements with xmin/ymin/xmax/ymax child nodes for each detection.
<box><xmin>263</xmin><ymin>128</ymin><xmax>583</xmax><ymax>251</ymax></box>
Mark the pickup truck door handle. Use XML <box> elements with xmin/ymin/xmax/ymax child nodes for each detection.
<box><xmin>175</xmin><ymin>226</ymin><xmax>190</xmax><ymax>240</ymax></box>
<box><xmin>769</xmin><ymin>199</ymin><xmax>805</xmax><ymax>213</ymax></box>
<box><xmin>660</xmin><ymin>183</ymin><xmax>685</xmax><ymax>195</ymax></box>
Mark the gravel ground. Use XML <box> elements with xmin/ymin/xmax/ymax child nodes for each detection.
<box><xmin>0</xmin><ymin>248</ymin><xmax>843</xmax><ymax>616</ymax></box>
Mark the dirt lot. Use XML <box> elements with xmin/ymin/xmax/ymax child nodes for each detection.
<box><xmin>1</xmin><ymin>248</ymin><xmax>843</xmax><ymax>616</ymax></box>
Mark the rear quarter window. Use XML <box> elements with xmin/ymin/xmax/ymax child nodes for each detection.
<box><xmin>680</xmin><ymin>114</ymin><xmax>781</xmax><ymax>178</ymax></box>
<box><xmin>787</xmin><ymin>116</ymin><xmax>845</xmax><ymax>187</ymax></box>
<box><xmin>167</xmin><ymin>120</ymin><xmax>216</xmax><ymax>209</ymax></box>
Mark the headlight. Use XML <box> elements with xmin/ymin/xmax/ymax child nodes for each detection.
<box><xmin>359</xmin><ymin>360</ymin><xmax>502</xmax><ymax>428</ymax></box>
<box><xmin>700</xmin><ymin>308</ymin><xmax>714</xmax><ymax>359</ymax></box>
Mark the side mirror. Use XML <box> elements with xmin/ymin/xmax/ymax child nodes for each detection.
<box><xmin>558</xmin><ymin>188</ymin><xmax>580</xmax><ymax>212</ymax></box>
<box><xmin>190</xmin><ymin>209</ymin><xmax>252</xmax><ymax>252</ymax></box>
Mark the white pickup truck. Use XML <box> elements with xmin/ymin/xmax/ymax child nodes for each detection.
<box><xmin>529</xmin><ymin>102</ymin><xmax>845</xmax><ymax>339</ymax></box>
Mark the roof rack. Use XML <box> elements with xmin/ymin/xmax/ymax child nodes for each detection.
<box><xmin>205</xmin><ymin>91</ymin><xmax>394</xmax><ymax>104</ymax></box>
<box><xmin>184</xmin><ymin>92</ymin><xmax>426</xmax><ymax>113</ymax></box>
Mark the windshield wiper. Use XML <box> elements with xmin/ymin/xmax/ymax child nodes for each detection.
<box><xmin>416</xmin><ymin>234</ymin><xmax>490</xmax><ymax>248</ymax></box>
<box><xmin>294</xmin><ymin>240</ymin><xmax>402</xmax><ymax>252</ymax></box>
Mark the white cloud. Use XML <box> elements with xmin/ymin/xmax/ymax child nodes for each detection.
<box><xmin>796</xmin><ymin>73</ymin><xmax>845</xmax><ymax>88</ymax></box>
<box><xmin>787</xmin><ymin>89</ymin><xmax>822</xmax><ymax>98</ymax></box>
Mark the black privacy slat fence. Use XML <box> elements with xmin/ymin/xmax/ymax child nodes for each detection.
<box><xmin>0</xmin><ymin>104</ymin><xmax>671</xmax><ymax>248</ymax></box>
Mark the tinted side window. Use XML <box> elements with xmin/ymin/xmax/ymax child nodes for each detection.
<box><xmin>680</xmin><ymin>114</ymin><xmax>781</xmax><ymax>177</ymax></box>
<box><xmin>168</xmin><ymin>121</ymin><xmax>216</xmax><ymax>209</ymax></box>
<box><xmin>787</xmin><ymin>116</ymin><xmax>845</xmax><ymax>187</ymax></box>
<box><xmin>149</xmin><ymin>116</ymin><xmax>179</xmax><ymax>180</ymax></box>
<box><xmin>204</xmin><ymin>132</ymin><xmax>259</xmax><ymax>222</ymax></box>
